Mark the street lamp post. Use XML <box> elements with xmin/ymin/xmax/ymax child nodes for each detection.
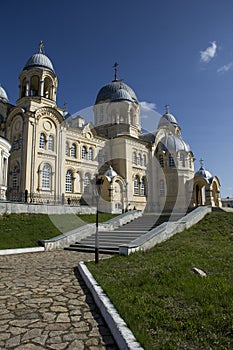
<box><xmin>95</xmin><ymin>177</ymin><xmax>103</xmax><ymax>264</ymax></box>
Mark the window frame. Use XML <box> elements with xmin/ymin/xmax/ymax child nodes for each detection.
<box><xmin>48</xmin><ymin>135</ymin><xmax>54</xmax><ymax>151</ymax></box>
<box><xmin>169</xmin><ymin>153</ymin><xmax>175</xmax><ymax>168</ymax></box>
<box><xmin>70</xmin><ymin>143</ymin><xmax>76</xmax><ymax>158</ymax></box>
<box><xmin>82</xmin><ymin>146</ymin><xmax>87</xmax><ymax>160</ymax></box>
<box><xmin>39</xmin><ymin>133</ymin><xmax>46</xmax><ymax>149</ymax></box>
<box><xmin>134</xmin><ymin>175</ymin><xmax>140</xmax><ymax>195</ymax></box>
<box><xmin>12</xmin><ymin>165</ymin><xmax>18</xmax><ymax>189</ymax></box>
<box><xmin>159</xmin><ymin>154</ymin><xmax>164</xmax><ymax>167</ymax></box>
<box><xmin>141</xmin><ymin>177</ymin><xmax>146</xmax><ymax>196</ymax></box>
<box><xmin>41</xmin><ymin>164</ymin><xmax>51</xmax><ymax>190</ymax></box>
<box><xmin>88</xmin><ymin>147</ymin><xmax>93</xmax><ymax>161</ymax></box>
<box><xmin>65</xmin><ymin>170</ymin><xmax>73</xmax><ymax>193</ymax></box>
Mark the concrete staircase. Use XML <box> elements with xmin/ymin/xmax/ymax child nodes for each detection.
<box><xmin>65</xmin><ymin>213</ymin><xmax>182</xmax><ymax>254</ymax></box>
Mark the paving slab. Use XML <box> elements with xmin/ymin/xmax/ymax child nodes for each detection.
<box><xmin>0</xmin><ymin>250</ymin><xmax>118</xmax><ymax>349</ymax></box>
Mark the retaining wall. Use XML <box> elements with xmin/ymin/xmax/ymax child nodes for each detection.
<box><xmin>0</xmin><ymin>202</ymin><xmax>96</xmax><ymax>215</ymax></box>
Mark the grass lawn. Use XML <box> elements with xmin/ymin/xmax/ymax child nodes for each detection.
<box><xmin>86</xmin><ymin>211</ymin><xmax>233</xmax><ymax>350</ymax></box>
<box><xmin>76</xmin><ymin>213</ymin><xmax>118</xmax><ymax>224</ymax></box>
<box><xmin>0</xmin><ymin>213</ymin><xmax>61</xmax><ymax>249</ymax></box>
<box><xmin>0</xmin><ymin>213</ymin><xmax>118</xmax><ymax>249</ymax></box>
<box><xmin>49</xmin><ymin>212</ymin><xmax>118</xmax><ymax>233</ymax></box>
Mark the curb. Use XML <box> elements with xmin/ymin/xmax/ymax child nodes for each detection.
<box><xmin>78</xmin><ymin>261</ymin><xmax>143</xmax><ymax>350</ymax></box>
<box><xmin>0</xmin><ymin>247</ymin><xmax>45</xmax><ymax>255</ymax></box>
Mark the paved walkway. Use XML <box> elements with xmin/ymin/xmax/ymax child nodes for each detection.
<box><xmin>0</xmin><ymin>250</ymin><xmax>118</xmax><ymax>349</ymax></box>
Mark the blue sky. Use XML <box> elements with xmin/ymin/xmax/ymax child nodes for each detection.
<box><xmin>1</xmin><ymin>0</ymin><xmax>232</xmax><ymax>197</ymax></box>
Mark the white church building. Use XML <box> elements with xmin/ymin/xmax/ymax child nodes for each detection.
<box><xmin>0</xmin><ymin>42</ymin><xmax>221</xmax><ymax>212</ymax></box>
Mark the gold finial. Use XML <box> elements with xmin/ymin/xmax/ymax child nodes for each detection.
<box><xmin>113</xmin><ymin>62</ymin><xmax>119</xmax><ymax>81</ymax></box>
<box><xmin>165</xmin><ymin>104</ymin><xmax>170</xmax><ymax>114</ymax></box>
<box><xmin>39</xmin><ymin>40</ymin><xmax>44</xmax><ymax>54</ymax></box>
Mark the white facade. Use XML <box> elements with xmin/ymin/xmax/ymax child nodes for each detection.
<box><xmin>0</xmin><ymin>43</ymin><xmax>221</xmax><ymax>212</ymax></box>
<box><xmin>0</xmin><ymin>136</ymin><xmax>11</xmax><ymax>200</ymax></box>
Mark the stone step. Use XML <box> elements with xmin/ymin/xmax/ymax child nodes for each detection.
<box><xmin>80</xmin><ymin>238</ymin><xmax>138</xmax><ymax>245</ymax></box>
<box><xmin>81</xmin><ymin>236</ymin><xmax>139</xmax><ymax>243</ymax></box>
<box><xmin>65</xmin><ymin>213</ymin><xmax>179</xmax><ymax>255</ymax></box>
<box><xmin>70</xmin><ymin>242</ymin><xmax>119</xmax><ymax>249</ymax></box>
<box><xmin>98</xmin><ymin>231</ymin><xmax>144</xmax><ymax>236</ymax></box>
<box><xmin>64</xmin><ymin>245</ymin><xmax>119</xmax><ymax>254</ymax></box>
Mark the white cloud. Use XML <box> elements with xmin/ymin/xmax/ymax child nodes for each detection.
<box><xmin>140</xmin><ymin>101</ymin><xmax>157</xmax><ymax>119</ymax></box>
<box><xmin>217</xmin><ymin>61</ymin><xmax>233</xmax><ymax>73</ymax></box>
<box><xmin>200</xmin><ymin>41</ymin><xmax>217</xmax><ymax>63</ymax></box>
<box><xmin>140</xmin><ymin>101</ymin><xmax>161</xmax><ymax>132</ymax></box>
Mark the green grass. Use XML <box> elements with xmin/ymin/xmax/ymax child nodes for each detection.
<box><xmin>86</xmin><ymin>212</ymin><xmax>233</xmax><ymax>350</ymax></box>
<box><xmin>48</xmin><ymin>213</ymin><xmax>118</xmax><ymax>233</ymax></box>
<box><xmin>0</xmin><ymin>213</ymin><xmax>118</xmax><ymax>249</ymax></box>
<box><xmin>0</xmin><ymin>213</ymin><xmax>61</xmax><ymax>249</ymax></box>
<box><xmin>77</xmin><ymin>213</ymin><xmax>119</xmax><ymax>224</ymax></box>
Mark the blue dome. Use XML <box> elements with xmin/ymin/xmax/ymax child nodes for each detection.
<box><xmin>158</xmin><ymin>112</ymin><xmax>178</xmax><ymax>127</ymax></box>
<box><xmin>24</xmin><ymin>53</ymin><xmax>55</xmax><ymax>73</ymax></box>
<box><xmin>159</xmin><ymin>134</ymin><xmax>190</xmax><ymax>152</ymax></box>
<box><xmin>95</xmin><ymin>80</ymin><xmax>138</xmax><ymax>104</ymax></box>
<box><xmin>111</xmin><ymin>88</ymin><xmax>134</xmax><ymax>102</ymax></box>
<box><xmin>195</xmin><ymin>167</ymin><xmax>213</xmax><ymax>181</ymax></box>
<box><xmin>0</xmin><ymin>85</ymin><xmax>9</xmax><ymax>103</ymax></box>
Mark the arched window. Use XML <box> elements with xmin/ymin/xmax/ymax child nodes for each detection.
<box><xmin>41</xmin><ymin>164</ymin><xmax>51</xmax><ymax>190</ymax></box>
<box><xmin>65</xmin><ymin>142</ymin><xmax>69</xmax><ymax>155</ymax></box>
<box><xmin>137</xmin><ymin>153</ymin><xmax>142</xmax><ymax>165</ymax></box>
<box><xmin>82</xmin><ymin>146</ymin><xmax>87</xmax><ymax>160</ymax></box>
<box><xmin>13</xmin><ymin>137</ymin><xmax>18</xmax><ymax>151</ymax></box>
<box><xmin>44</xmin><ymin>77</ymin><xmax>53</xmax><ymax>99</ymax></box>
<box><xmin>159</xmin><ymin>154</ymin><xmax>164</xmax><ymax>167</ymax></box>
<box><xmin>84</xmin><ymin>173</ymin><xmax>90</xmax><ymax>193</ymax></box>
<box><xmin>18</xmin><ymin>136</ymin><xmax>22</xmax><ymax>150</ymax></box>
<box><xmin>70</xmin><ymin>143</ymin><xmax>76</xmax><ymax>158</ymax></box>
<box><xmin>12</xmin><ymin>165</ymin><xmax>19</xmax><ymax>189</ymax></box>
<box><xmin>169</xmin><ymin>154</ymin><xmax>175</xmax><ymax>168</ymax></box>
<box><xmin>132</xmin><ymin>152</ymin><xmax>137</xmax><ymax>164</ymax></box>
<box><xmin>39</xmin><ymin>133</ymin><xmax>46</xmax><ymax>149</ymax></box>
<box><xmin>180</xmin><ymin>154</ymin><xmax>185</xmax><ymax>167</ymax></box>
<box><xmin>134</xmin><ymin>176</ymin><xmax>140</xmax><ymax>195</ymax></box>
<box><xmin>30</xmin><ymin>75</ymin><xmax>39</xmax><ymax>96</ymax></box>
<box><xmin>48</xmin><ymin>135</ymin><xmax>54</xmax><ymax>151</ymax></box>
<box><xmin>88</xmin><ymin>148</ymin><xmax>93</xmax><ymax>161</ymax></box>
<box><xmin>160</xmin><ymin>179</ymin><xmax>165</xmax><ymax>196</ymax></box>
<box><xmin>65</xmin><ymin>170</ymin><xmax>73</xmax><ymax>193</ymax></box>
<box><xmin>141</xmin><ymin>177</ymin><xmax>146</xmax><ymax>196</ymax></box>
<box><xmin>143</xmin><ymin>155</ymin><xmax>146</xmax><ymax>166</ymax></box>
